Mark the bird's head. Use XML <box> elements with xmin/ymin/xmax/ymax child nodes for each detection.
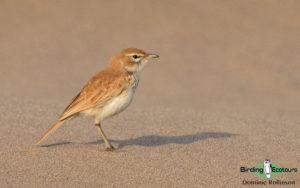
<box><xmin>110</xmin><ymin>48</ymin><xmax>159</xmax><ymax>73</ymax></box>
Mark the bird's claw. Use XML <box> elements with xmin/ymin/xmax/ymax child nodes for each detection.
<box><xmin>105</xmin><ymin>145</ymin><xmax>115</xmax><ymax>151</ymax></box>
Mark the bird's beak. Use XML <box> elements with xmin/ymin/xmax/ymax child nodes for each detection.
<box><xmin>147</xmin><ymin>53</ymin><xmax>159</xmax><ymax>59</ymax></box>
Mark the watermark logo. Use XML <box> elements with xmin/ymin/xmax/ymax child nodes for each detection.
<box><xmin>240</xmin><ymin>159</ymin><xmax>297</xmax><ymax>185</ymax></box>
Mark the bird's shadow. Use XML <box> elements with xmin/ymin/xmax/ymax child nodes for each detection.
<box><xmin>41</xmin><ymin>141</ymin><xmax>72</xmax><ymax>148</ymax></box>
<box><xmin>41</xmin><ymin>132</ymin><xmax>237</xmax><ymax>148</ymax></box>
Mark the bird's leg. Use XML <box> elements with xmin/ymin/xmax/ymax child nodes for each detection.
<box><xmin>94</xmin><ymin>123</ymin><xmax>115</xmax><ymax>150</ymax></box>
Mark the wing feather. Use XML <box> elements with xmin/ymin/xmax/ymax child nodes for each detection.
<box><xmin>58</xmin><ymin>70</ymin><xmax>127</xmax><ymax>121</ymax></box>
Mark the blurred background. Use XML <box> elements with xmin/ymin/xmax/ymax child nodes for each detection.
<box><xmin>1</xmin><ymin>0</ymin><xmax>300</xmax><ymax>115</ymax></box>
<box><xmin>1</xmin><ymin>1</ymin><xmax>300</xmax><ymax>187</ymax></box>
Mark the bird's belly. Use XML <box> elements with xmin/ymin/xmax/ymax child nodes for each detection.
<box><xmin>100</xmin><ymin>88</ymin><xmax>135</xmax><ymax>120</ymax></box>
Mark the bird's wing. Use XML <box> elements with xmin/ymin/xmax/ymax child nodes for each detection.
<box><xmin>59</xmin><ymin>71</ymin><xmax>128</xmax><ymax>121</ymax></box>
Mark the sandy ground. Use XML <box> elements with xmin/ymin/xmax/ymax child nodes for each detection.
<box><xmin>0</xmin><ymin>0</ymin><xmax>300</xmax><ymax>187</ymax></box>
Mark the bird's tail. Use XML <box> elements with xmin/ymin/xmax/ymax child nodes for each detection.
<box><xmin>36</xmin><ymin>120</ymin><xmax>64</xmax><ymax>145</ymax></box>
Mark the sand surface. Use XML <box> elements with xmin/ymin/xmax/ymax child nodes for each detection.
<box><xmin>0</xmin><ymin>0</ymin><xmax>300</xmax><ymax>187</ymax></box>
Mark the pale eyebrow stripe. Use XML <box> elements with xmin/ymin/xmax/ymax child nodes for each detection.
<box><xmin>126</xmin><ymin>53</ymin><xmax>144</xmax><ymax>57</ymax></box>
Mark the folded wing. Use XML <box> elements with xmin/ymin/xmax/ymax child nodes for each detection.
<box><xmin>59</xmin><ymin>70</ymin><xmax>127</xmax><ymax>121</ymax></box>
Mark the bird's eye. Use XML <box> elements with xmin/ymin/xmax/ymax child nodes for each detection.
<box><xmin>132</xmin><ymin>55</ymin><xmax>139</xmax><ymax>59</ymax></box>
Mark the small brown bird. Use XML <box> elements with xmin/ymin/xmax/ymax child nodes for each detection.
<box><xmin>36</xmin><ymin>48</ymin><xmax>159</xmax><ymax>150</ymax></box>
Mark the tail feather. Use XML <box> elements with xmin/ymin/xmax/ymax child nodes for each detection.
<box><xmin>36</xmin><ymin>120</ymin><xmax>64</xmax><ymax>145</ymax></box>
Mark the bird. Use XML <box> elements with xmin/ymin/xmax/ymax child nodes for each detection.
<box><xmin>36</xmin><ymin>48</ymin><xmax>159</xmax><ymax>150</ymax></box>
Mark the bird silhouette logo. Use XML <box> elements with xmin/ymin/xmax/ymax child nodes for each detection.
<box><xmin>264</xmin><ymin>159</ymin><xmax>272</xmax><ymax>179</ymax></box>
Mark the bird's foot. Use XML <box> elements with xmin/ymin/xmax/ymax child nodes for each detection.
<box><xmin>105</xmin><ymin>145</ymin><xmax>115</xmax><ymax>151</ymax></box>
